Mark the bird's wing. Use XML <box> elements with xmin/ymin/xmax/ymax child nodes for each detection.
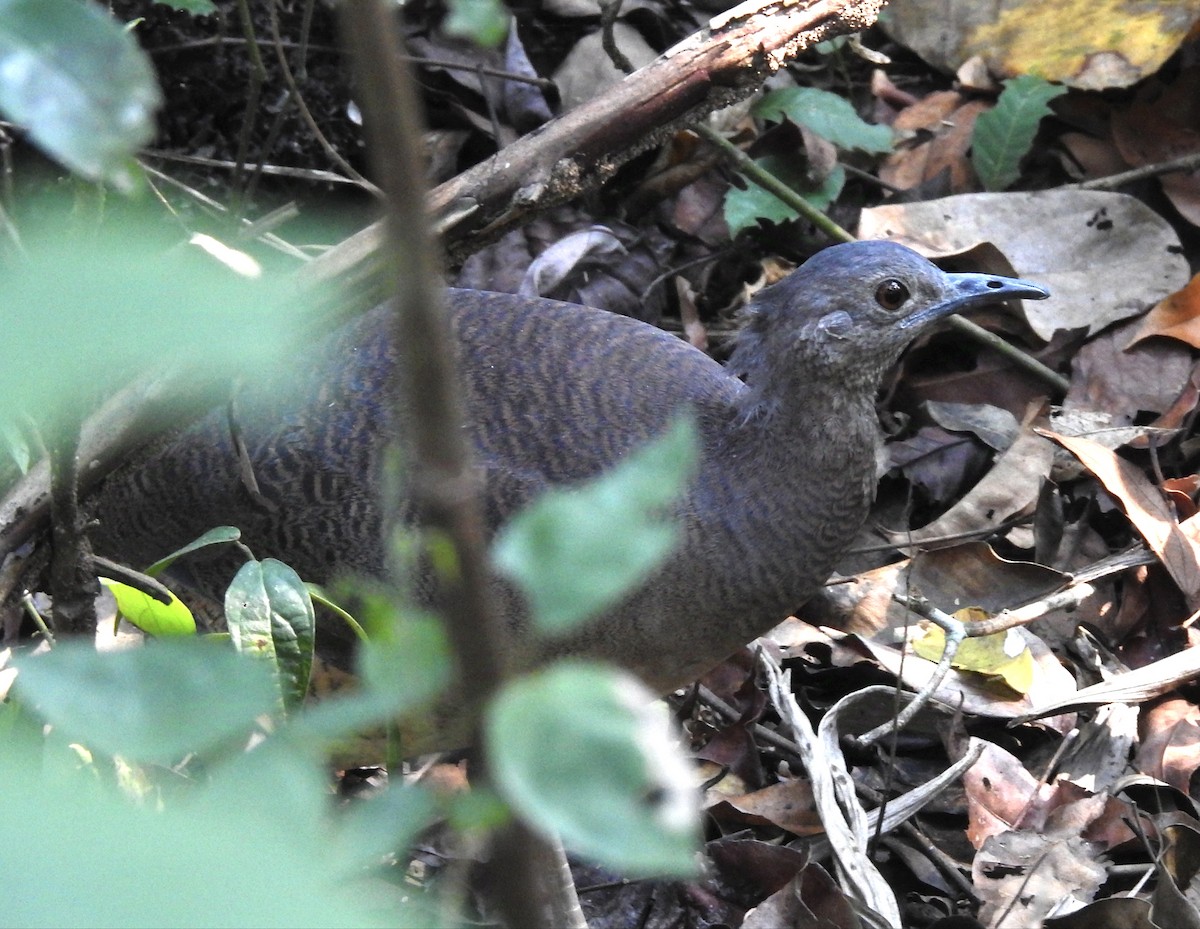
<box><xmin>446</xmin><ymin>289</ymin><xmax>743</xmax><ymax>504</ymax></box>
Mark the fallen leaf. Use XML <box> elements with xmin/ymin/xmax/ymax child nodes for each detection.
<box><xmin>881</xmin><ymin>0</ymin><xmax>1199</xmax><ymax>89</ymax></box>
<box><xmin>1129</xmin><ymin>273</ymin><xmax>1200</xmax><ymax>350</ymax></box>
<box><xmin>1039</xmin><ymin>430</ymin><xmax>1200</xmax><ymax>606</ymax></box>
<box><xmin>860</xmin><ymin>189</ymin><xmax>1191</xmax><ymax>340</ymax></box>
<box><xmin>1135</xmin><ymin>698</ymin><xmax>1200</xmax><ymax>794</ymax></box>
<box><xmin>1112</xmin><ymin>67</ymin><xmax>1200</xmax><ymax>227</ymax></box>
<box><xmin>1064</xmin><ymin>317</ymin><xmax>1196</xmax><ymax>425</ymax></box>
<box><xmin>882</xmin><ymin>426</ymin><xmax>1053</xmax><ymax>546</ymax></box>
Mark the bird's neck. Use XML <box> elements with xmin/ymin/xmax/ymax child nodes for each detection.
<box><xmin>623</xmin><ymin>381</ymin><xmax>883</xmax><ymax>691</ymax></box>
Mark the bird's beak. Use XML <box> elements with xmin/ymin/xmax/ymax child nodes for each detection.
<box><xmin>899</xmin><ymin>271</ymin><xmax>1050</xmax><ymax>330</ymax></box>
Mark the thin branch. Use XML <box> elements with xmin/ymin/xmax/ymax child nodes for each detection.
<box><xmin>272</xmin><ymin>1</ymin><xmax>377</xmax><ymax>194</ymax></box>
<box><xmin>338</xmin><ymin>4</ymin><xmax>569</xmax><ymax>927</ymax></box>
<box><xmin>147</xmin><ymin>34</ymin><xmax>557</xmax><ymax>89</ymax></box>
<box><xmin>1071</xmin><ymin>150</ymin><xmax>1200</xmax><ymax>191</ymax></box>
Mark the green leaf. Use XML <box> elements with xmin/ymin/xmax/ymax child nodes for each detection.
<box><xmin>492</xmin><ymin>416</ymin><xmax>698</xmax><ymax>634</ymax></box>
<box><xmin>356</xmin><ymin>596</ymin><xmax>452</xmax><ymax>715</ymax></box>
<box><xmin>972</xmin><ymin>75</ymin><xmax>1066</xmax><ymax>191</ymax></box>
<box><xmin>336</xmin><ymin>780</ymin><xmax>439</xmax><ymax>871</ymax></box>
<box><xmin>446</xmin><ymin>786</ymin><xmax>510</xmax><ymax>833</ymax></box>
<box><xmin>14</xmin><ymin>640</ymin><xmax>278</xmax><ymax>764</ymax></box>
<box><xmin>486</xmin><ymin>661</ymin><xmax>700</xmax><ymax>876</ymax></box>
<box><xmin>444</xmin><ymin>0</ymin><xmax>510</xmax><ymax>47</ymax></box>
<box><xmin>144</xmin><ymin>525</ymin><xmax>242</xmax><ymax>577</ymax></box>
<box><xmin>753</xmin><ymin>86</ymin><xmax>893</xmax><ymax>154</ymax></box>
<box><xmin>225</xmin><ymin>559</ymin><xmax>315</xmax><ymax>712</ymax></box>
<box><xmin>724</xmin><ymin>157</ymin><xmax>844</xmax><ymax>237</ymax></box>
<box><xmin>100</xmin><ymin>577</ymin><xmax>196</xmax><ymax>636</ymax></box>
<box><xmin>0</xmin><ymin>0</ymin><xmax>161</xmax><ymax>189</ymax></box>
<box><xmin>1</xmin><ymin>214</ymin><xmax>318</xmax><ymax>448</ymax></box>
<box><xmin>0</xmin><ymin>750</ymin><xmax>417</xmax><ymax>926</ymax></box>
<box><xmin>153</xmin><ymin>0</ymin><xmax>217</xmax><ymax>13</ymax></box>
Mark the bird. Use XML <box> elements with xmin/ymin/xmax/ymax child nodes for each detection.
<box><xmin>91</xmin><ymin>240</ymin><xmax>1048</xmax><ymax>719</ymax></box>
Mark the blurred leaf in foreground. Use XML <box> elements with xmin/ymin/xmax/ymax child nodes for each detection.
<box><xmin>0</xmin><ymin>0</ymin><xmax>160</xmax><ymax>189</ymax></box>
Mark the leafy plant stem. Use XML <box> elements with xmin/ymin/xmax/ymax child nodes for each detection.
<box><xmin>307</xmin><ymin>587</ymin><xmax>368</xmax><ymax>642</ymax></box>
<box><xmin>19</xmin><ymin>592</ymin><xmax>54</xmax><ymax>645</ymax></box>
<box><xmin>696</xmin><ymin>122</ymin><xmax>855</xmax><ymax>243</ymax></box>
<box><xmin>702</xmin><ymin>124</ymin><xmax>1065</xmax><ymax>392</ymax></box>
<box><xmin>339</xmin><ymin>3</ymin><xmax>574</xmax><ymax>926</ymax></box>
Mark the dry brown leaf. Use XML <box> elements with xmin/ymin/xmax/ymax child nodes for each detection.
<box><xmin>1135</xmin><ymin>698</ymin><xmax>1200</xmax><ymax>794</ymax></box>
<box><xmin>742</xmin><ymin>863</ymin><xmax>858</xmax><ymax>929</ymax></box>
<box><xmin>880</xmin><ymin>92</ymin><xmax>987</xmax><ymax>192</ymax></box>
<box><xmin>859</xmin><ymin>189</ymin><xmax>1190</xmax><ymax>340</ymax></box>
<box><xmin>1039</xmin><ymin>430</ymin><xmax>1200</xmax><ymax>605</ymax></box>
<box><xmin>964</xmin><ymin>739</ymin><xmax>1056</xmax><ymax>845</ymax></box>
<box><xmin>1129</xmin><ymin>273</ymin><xmax>1200</xmax><ymax>349</ymax></box>
<box><xmin>974</xmin><ymin>829</ymin><xmax>1107</xmax><ymax>928</ymax></box>
<box><xmin>1153</xmin><ymin>817</ymin><xmax>1200</xmax><ymax>926</ymax></box>
<box><xmin>882</xmin><ymin>426</ymin><xmax>1053</xmax><ymax>546</ymax></box>
<box><xmin>1059</xmin><ymin>131</ymin><xmax>1130</xmax><ymax>181</ymax></box>
<box><xmin>1064</xmin><ymin>317</ymin><xmax>1197</xmax><ymax>425</ymax></box>
<box><xmin>1112</xmin><ymin>67</ymin><xmax>1200</xmax><ymax>227</ymax></box>
<box><xmin>710</xmin><ymin>779</ymin><xmax>822</xmax><ymax>836</ymax></box>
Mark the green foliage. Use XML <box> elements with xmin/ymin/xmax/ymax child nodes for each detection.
<box><xmin>753</xmin><ymin>86</ymin><xmax>894</xmax><ymax>154</ymax></box>
<box><xmin>724</xmin><ymin>157</ymin><xmax>845</xmax><ymax>237</ymax></box>
<box><xmin>492</xmin><ymin>415</ymin><xmax>698</xmax><ymax>634</ymax></box>
<box><xmin>355</xmin><ymin>596</ymin><xmax>452</xmax><ymax>715</ymax></box>
<box><xmin>226</xmin><ymin>559</ymin><xmax>316</xmax><ymax>713</ymax></box>
<box><xmin>972</xmin><ymin>75</ymin><xmax>1066</xmax><ymax>191</ymax></box>
<box><xmin>487</xmin><ymin>661</ymin><xmax>700</xmax><ymax>876</ymax></box>
<box><xmin>444</xmin><ymin>0</ymin><xmax>510</xmax><ymax>47</ymax></box>
<box><xmin>6</xmin><ymin>642</ymin><xmax>436</xmax><ymax>927</ymax></box>
<box><xmin>99</xmin><ymin>577</ymin><xmax>197</xmax><ymax>636</ymax></box>
<box><xmin>144</xmin><ymin>526</ymin><xmax>242</xmax><ymax>577</ymax></box>
<box><xmin>725</xmin><ymin>85</ymin><xmax>888</xmax><ymax>236</ymax></box>
<box><xmin>0</xmin><ymin>0</ymin><xmax>708</xmax><ymax>908</ymax></box>
<box><xmin>2</xmin><ymin>215</ymin><xmax>315</xmax><ymax>446</ymax></box>
<box><xmin>14</xmin><ymin>640</ymin><xmax>278</xmax><ymax>765</ymax></box>
<box><xmin>0</xmin><ymin>0</ymin><xmax>160</xmax><ymax>190</ymax></box>
<box><xmin>153</xmin><ymin>0</ymin><xmax>217</xmax><ymax>13</ymax></box>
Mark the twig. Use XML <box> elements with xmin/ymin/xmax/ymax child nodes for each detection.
<box><xmin>338</xmin><ymin>5</ymin><xmax>576</xmax><ymax>927</ymax></box>
<box><xmin>271</xmin><ymin>0</ymin><xmax>377</xmax><ymax>194</ymax></box>
<box><xmin>1071</xmin><ymin>150</ymin><xmax>1200</xmax><ymax>192</ymax></box>
<box><xmin>599</xmin><ymin>0</ymin><xmax>634</xmax><ymax>75</ymax></box>
<box><xmin>853</xmin><ymin>591</ymin><xmax>963</xmax><ymax>747</ymax></box>
<box><xmin>148</xmin><ymin>35</ymin><xmax>558</xmax><ymax>88</ymax></box>
<box><xmin>142</xmin><ymin>150</ymin><xmax>359</xmax><ymax>185</ymax></box>
<box><xmin>231</xmin><ymin>0</ymin><xmax>267</xmax><ymax>216</ymax></box>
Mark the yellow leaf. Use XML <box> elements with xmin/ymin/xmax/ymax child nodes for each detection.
<box><xmin>100</xmin><ymin>577</ymin><xmax>196</xmax><ymax>637</ymax></box>
<box><xmin>910</xmin><ymin>612</ymin><xmax>1034</xmax><ymax>696</ymax></box>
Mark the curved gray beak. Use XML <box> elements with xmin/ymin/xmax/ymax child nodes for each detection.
<box><xmin>899</xmin><ymin>272</ymin><xmax>1050</xmax><ymax>330</ymax></box>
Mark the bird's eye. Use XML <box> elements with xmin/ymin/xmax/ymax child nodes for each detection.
<box><xmin>875</xmin><ymin>279</ymin><xmax>910</xmax><ymax>310</ymax></box>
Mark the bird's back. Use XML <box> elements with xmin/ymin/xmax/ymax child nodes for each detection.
<box><xmin>448</xmin><ymin>289</ymin><xmax>742</xmax><ymax>519</ymax></box>
<box><xmin>91</xmin><ymin>290</ymin><xmax>743</xmax><ymax>610</ymax></box>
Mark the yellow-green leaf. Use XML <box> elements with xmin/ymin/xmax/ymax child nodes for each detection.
<box><xmin>100</xmin><ymin>577</ymin><xmax>196</xmax><ymax>637</ymax></box>
<box><xmin>911</xmin><ymin>614</ymin><xmax>1034</xmax><ymax>696</ymax></box>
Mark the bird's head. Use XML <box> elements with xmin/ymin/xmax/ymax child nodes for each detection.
<box><xmin>729</xmin><ymin>240</ymin><xmax>1049</xmax><ymax>404</ymax></box>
